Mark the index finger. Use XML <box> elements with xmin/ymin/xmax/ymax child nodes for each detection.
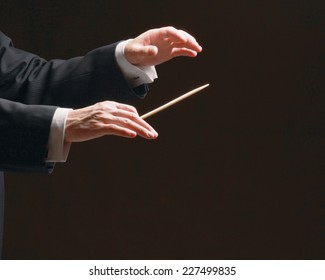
<box><xmin>158</xmin><ymin>26</ymin><xmax>187</xmax><ymax>42</ymax></box>
<box><xmin>116</xmin><ymin>103</ymin><xmax>139</xmax><ymax>115</ymax></box>
<box><xmin>159</xmin><ymin>27</ymin><xmax>202</xmax><ymax>52</ymax></box>
<box><xmin>178</xmin><ymin>29</ymin><xmax>202</xmax><ymax>52</ymax></box>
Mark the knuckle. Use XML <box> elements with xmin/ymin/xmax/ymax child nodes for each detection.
<box><xmin>106</xmin><ymin>124</ymin><xmax>117</xmax><ymax>131</ymax></box>
<box><xmin>125</xmin><ymin>104</ymin><xmax>137</xmax><ymax>113</ymax></box>
<box><xmin>131</xmin><ymin>106</ymin><xmax>138</xmax><ymax>113</ymax></box>
<box><xmin>95</xmin><ymin>122</ymin><xmax>105</xmax><ymax>130</ymax></box>
<box><xmin>129</xmin><ymin>112</ymin><xmax>137</xmax><ymax>119</ymax></box>
<box><xmin>94</xmin><ymin>102</ymin><xmax>106</xmax><ymax>113</ymax></box>
<box><xmin>122</xmin><ymin>118</ymin><xmax>130</xmax><ymax>125</ymax></box>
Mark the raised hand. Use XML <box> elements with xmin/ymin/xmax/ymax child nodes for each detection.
<box><xmin>124</xmin><ymin>26</ymin><xmax>202</xmax><ymax>67</ymax></box>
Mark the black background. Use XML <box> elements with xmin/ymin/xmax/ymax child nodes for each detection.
<box><xmin>1</xmin><ymin>0</ymin><xmax>324</xmax><ymax>259</ymax></box>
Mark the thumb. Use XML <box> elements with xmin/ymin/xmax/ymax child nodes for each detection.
<box><xmin>139</xmin><ymin>45</ymin><xmax>158</xmax><ymax>57</ymax></box>
<box><xmin>125</xmin><ymin>42</ymin><xmax>158</xmax><ymax>64</ymax></box>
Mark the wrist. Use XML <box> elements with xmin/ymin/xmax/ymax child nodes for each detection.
<box><xmin>115</xmin><ymin>40</ymin><xmax>158</xmax><ymax>87</ymax></box>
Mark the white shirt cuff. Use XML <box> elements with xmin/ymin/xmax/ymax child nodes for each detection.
<box><xmin>115</xmin><ymin>40</ymin><xmax>158</xmax><ymax>87</ymax></box>
<box><xmin>47</xmin><ymin>108</ymin><xmax>72</xmax><ymax>162</ymax></box>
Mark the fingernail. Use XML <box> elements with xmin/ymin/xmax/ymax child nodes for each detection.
<box><xmin>151</xmin><ymin>130</ymin><xmax>158</xmax><ymax>137</ymax></box>
<box><xmin>147</xmin><ymin>132</ymin><xmax>155</xmax><ymax>138</ymax></box>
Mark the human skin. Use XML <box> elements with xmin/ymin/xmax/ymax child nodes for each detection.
<box><xmin>64</xmin><ymin>26</ymin><xmax>202</xmax><ymax>143</ymax></box>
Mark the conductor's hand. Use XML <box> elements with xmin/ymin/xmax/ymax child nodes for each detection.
<box><xmin>124</xmin><ymin>26</ymin><xmax>202</xmax><ymax>67</ymax></box>
<box><xmin>64</xmin><ymin>101</ymin><xmax>158</xmax><ymax>142</ymax></box>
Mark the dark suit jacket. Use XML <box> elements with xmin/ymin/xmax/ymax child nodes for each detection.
<box><xmin>0</xmin><ymin>31</ymin><xmax>148</xmax><ymax>257</ymax></box>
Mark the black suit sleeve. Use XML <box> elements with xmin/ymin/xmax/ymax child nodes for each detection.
<box><xmin>0</xmin><ymin>32</ymin><xmax>147</xmax><ymax>109</ymax></box>
<box><xmin>0</xmin><ymin>31</ymin><xmax>148</xmax><ymax>172</ymax></box>
<box><xmin>0</xmin><ymin>98</ymin><xmax>56</xmax><ymax>172</ymax></box>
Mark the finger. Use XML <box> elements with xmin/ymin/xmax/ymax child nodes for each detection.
<box><xmin>170</xmin><ymin>40</ymin><xmax>202</xmax><ymax>53</ymax></box>
<box><xmin>142</xmin><ymin>45</ymin><xmax>158</xmax><ymax>56</ymax></box>
<box><xmin>115</xmin><ymin>103</ymin><xmax>139</xmax><ymax>115</ymax></box>
<box><xmin>114</xmin><ymin>109</ymin><xmax>158</xmax><ymax>135</ymax></box>
<box><xmin>160</xmin><ymin>27</ymin><xmax>202</xmax><ymax>52</ymax></box>
<box><xmin>158</xmin><ymin>26</ymin><xmax>188</xmax><ymax>43</ymax></box>
<box><xmin>108</xmin><ymin>102</ymin><xmax>158</xmax><ymax>137</ymax></box>
<box><xmin>171</xmin><ymin>47</ymin><xmax>198</xmax><ymax>58</ymax></box>
<box><xmin>102</xmin><ymin>123</ymin><xmax>137</xmax><ymax>138</ymax></box>
<box><xmin>110</xmin><ymin>116</ymin><xmax>158</xmax><ymax>139</ymax></box>
<box><xmin>177</xmin><ymin>30</ymin><xmax>202</xmax><ymax>52</ymax></box>
<box><xmin>131</xmin><ymin>45</ymin><xmax>158</xmax><ymax>57</ymax></box>
<box><xmin>127</xmin><ymin>42</ymin><xmax>159</xmax><ymax>59</ymax></box>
